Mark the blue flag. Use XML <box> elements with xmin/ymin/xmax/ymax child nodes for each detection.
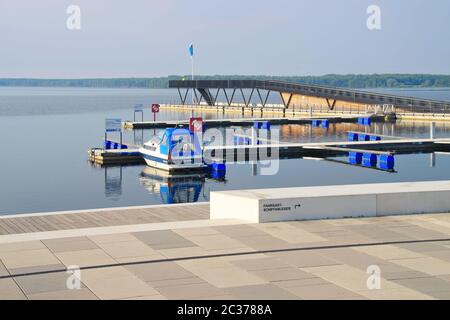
<box><xmin>188</xmin><ymin>44</ymin><xmax>194</xmax><ymax>57</ymax></box>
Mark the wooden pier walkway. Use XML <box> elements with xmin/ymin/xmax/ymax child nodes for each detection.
<box><xmin>0</xmin><ymin>204</ymin><xmax>209</xmax><ymax>236</ymax></box>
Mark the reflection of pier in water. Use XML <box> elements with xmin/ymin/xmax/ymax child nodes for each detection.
<box><xmin>104</xmin><ymin>166</ymin><xmax>122</xmax><ymax>199</ymax></box>
<box><xmin>139</xmin><ymin>167</ymin><xmax>208</xmax><ymax>204</ymax></box>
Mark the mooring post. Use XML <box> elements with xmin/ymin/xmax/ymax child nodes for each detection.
<box><xmin>430</xmin><ymin>122</ymin><xmax>436</xmax><ymax>139</ymax></box>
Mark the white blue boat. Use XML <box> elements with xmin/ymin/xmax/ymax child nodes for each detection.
<box><xmin>139</xmin><ymin>128</ymin><xmax>206</xmax><ymax>173</ymax></box>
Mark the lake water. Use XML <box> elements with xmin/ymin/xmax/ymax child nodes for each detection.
<box><xmin>1</xmin><ymin>87</ymin><xmax>450</xmax><ymax>215</ymax></box>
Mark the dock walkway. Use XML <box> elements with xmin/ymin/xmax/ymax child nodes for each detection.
<box><xmin>0</xmin><ymin>204</ymin><xmax>209</xmax><ymax>236</ymax></box>
<box><xmin>123</xmin><ymin>115</ymin><xmax>376</xmax><ymax>130</ymax></box>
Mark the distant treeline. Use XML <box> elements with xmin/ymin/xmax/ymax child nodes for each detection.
<box><xmin>1</xmin><ymin>74</ymin><xmax>450</xmax><ymax>89</ymax></box>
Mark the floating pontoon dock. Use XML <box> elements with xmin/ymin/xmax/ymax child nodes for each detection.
<box><xmin>122</xmin><ymin>115</ymin><xmax>385</xmax><ymax>130</ymax></box>
<box><xmin>88</xmin><ymin>138</ymin><xmax>450</xmax><ymax>166</ymax></box>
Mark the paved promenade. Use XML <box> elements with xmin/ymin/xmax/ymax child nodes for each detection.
<box><xmin>1</xmin><ymin>205</ymin><xmax>450</xmax><ymax>300</ymax></box>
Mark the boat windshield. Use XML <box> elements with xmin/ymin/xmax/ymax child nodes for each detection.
<box><xmin>171</xmin><ymin>133</ymin><xmax>194</xmax><ymax>153</ymax></box>
<box><xmin>148</xmin><ymin>131</ymin><xmax>165</xmax><ymax>145</ymax></box>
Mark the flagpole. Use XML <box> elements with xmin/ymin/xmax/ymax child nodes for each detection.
<box><xmin>191</xmin><ymin>55</ymin><xmax>194</xmax><ymax>105</ymax></box>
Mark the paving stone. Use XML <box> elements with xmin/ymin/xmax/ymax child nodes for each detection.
<box><xmin>133</xmin><ymin>230</ymin><xmax>195</xmax><ymax>249</ymax></box>
<box><xmin>388</xmin><ymin>225</ymin><xmax>448</xmax><ymax>240</ymax></box>
<box><xmin>353</xmin><ymin>244</ymin><xmax>424</xmax><ymax>260</ymax></box>
<box><xmin>253</xmin><ymin>267</ymin><xmax>315</xmax><ymax>282</ymax></box>
<box><xmin>89</xmin><ymin>233</ymin><xmax>139</xmax><ymax>244</ymax></box>
<box><xmin>346</xmin><ymin>225</ymin><xmax>411</xmax><ymax>242</ymax></box>
<box><xmin>0</xmin><ymin>241</ymin><xmax>46</xmax><ymax>253</ymax></box>
<box><xmin>0</xmin><ymin>248</ymin><xmax>61</xmax><ymax>269</ymax></box>
<box><xmin>426</xmin><ymin>250</ymin><xmax>450</xmax><ymax>262</ymax></box>
<box><xmin>383</xmin><ymin>270</ymin><xmax>430</xmax><ymax>280</ymax></box>
<box><xmin>126</xmin><ymin>261</ymin><xmax>195</xmax><ymax>282</ymax></box>
<box><xmin>425</xmin><ymin>291</ymin><xmax>450</xmax><ymax>299</ymax></box>
<box><xmin>392</xmin><ymin>276</ymin><xmax>450</xmax><ymax>294</ymax></box>
<box><xmin>177</xmin><ymin>259</ymin><xmax>267</xmax><ymax>288</ymax></box>
<box><xmin>301</xmin><ymin>264</ymin><xmax>400</xmax><ymax>292</ymax></box>
<box><xmin>232</xmin><ymin>235</ymin><xmax>291</xmax><ymax>251</ymax></box>
<box><xmin>274</xmin><ymin>277</ymin><xmax>330</xmax><ymax>288</ymax></box>
<box><xmin>122</xmin><ymin>294</ymin><xmax>167</xmax><ymax>300</ymax></box>
<box><xmin>157</xmin><ymin>282</ymin><xmax>227</xmax><ymax>299</ymax></box>
<box><xmin>230</xmin><ymin>257</ymin><xmax>290</xmax><ymax>271</ymax></box>
<box><xmin>253</xmin><ymin>223</ymin><xmax>326</xmax><ymax>244</ymax></box>
<box><xmin>14</xmin><ymin>271</ymin><xmax>85</xmax><ymax>295</ymax></box>
<box><xmin>396</xmin><ymin>242</ymin><xmax>445</xmax><ymax>253</ymax></box>
<box><xmin>391</xmin><ymin>257</ymin><xmax>450</xmax><ymax>276</ymax></box>
<box><xmin>184</xmin><ymin>234</ymin><xmax>248</xmax><ymax>251</ymax></box>
<box><xmin>286</xmin><ymin>283</ymin><xmax>366</xmax><ymax>300</ymax></box>
<box><xmin>42</xmin><ymin>237</ymin><xmax>99</xmax><ymax>253</ymax></box>
<box><xmin>0</xmin><ymin>278</ymin><xmax>27</xmax><ymax>300</ymax></box>
<box><xmin>96</xmin><ymin>239</ymin><xmax>159</xmax><ymax>259</ymax></box>
<box><xmin>268</xmin><ymin>250</ymin><xmax>340</xmax><ymax>268</ymax></box>
<box><xmin>214</xmin><ymin>224</ymin><xmax>269</xmax><ymax>237</ymax></box>
<box><xmin>318</xmin><ymin>248</ymin><xmax>388</xmax><ymax>270</ymax></box>
<box><xmin>148</xmin><ymin>276</ymin><xmax>205</xmax><ymax>289</ymax></box>
<box><xmin>7</xmin><ymin>264</ymin><xmax>66</xmax><ymax>276</ymax></box>
<box><xmin>174</xmin><ymin>227</ymin><xmax>220</xmax><ymax>237</ymax></box>
<box><xmin>27</xmin><ymin>288</ymin><xmax>98</xmax><ymax>300</ymax></box>
<box><xmin>226</xmin><ymin>284</ymin><xmax>298</xmax><ymax>300</ymax></box>
<box><xmin>55</xmin><ymin>249</ymin><xmax>116</xmax><ymax>268</ymax></box>
<box><xmin>0</xmin><ymin>260</ymin><xmax>9</xmax><ymax>277</ymax></box>
<box><xmin>81</xmin><ymin>266</ymin><xmax>159</xmax><ymax>300</ymax></box>
<box><xmin>357</xmin><ymin>288</ymin><xmax>434</xmax><ymax>300</ymax></box>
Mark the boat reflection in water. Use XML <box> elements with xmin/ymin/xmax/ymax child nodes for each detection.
<box><xmin>139</xmin><ymin>167</ymin><xmax>226</xmax><ymax>204</ymax></box>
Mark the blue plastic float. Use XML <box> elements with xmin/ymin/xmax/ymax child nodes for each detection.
<box><xmin>348</xmin><ymin>152</ymin><xmax>363</xmax><ymax>164</ymax></box>
<box><xmin>312</xmin><ymin>120</ymin><xmax>322</xmax><ymax>127</ymax></box>
<box><xmin>347</xmin><ymin>132</ymin><xmax>359</xmax><ymax>141</ymax></box>
<box><xmin>254</xmin><ymin>121</ymin><xmax>270</xmax><ymax>130</ymax></box>
<box><xmin>321</xmin><ymin>119</ymin><xmax>330</xmax><ymax>128</ymax></box>
<box><xmin>379</xmin><ymin>155</ymin><xmax>395</xmax><ymax>170</ymax></box>
<box><xmin>362</xmin><ymin>153</ymin><xmax>377</xmax><ymax>167</ymax></box>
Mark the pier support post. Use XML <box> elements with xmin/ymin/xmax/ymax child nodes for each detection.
<box><xmin>430</xmin><ymin>122</ymin><xmax>436</xmax><ymax>139</ymax></box>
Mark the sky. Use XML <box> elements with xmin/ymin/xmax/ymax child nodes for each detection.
<box><xmin>0</xmin><ymin>0</ymin><xmax>449</xmax><ymax>78</ymax></box>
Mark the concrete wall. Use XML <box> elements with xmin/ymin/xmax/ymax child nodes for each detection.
<box><xmin>210</xmin><ymin>181</ymin><xmax>450</xmax><ymax>223</ymax></box>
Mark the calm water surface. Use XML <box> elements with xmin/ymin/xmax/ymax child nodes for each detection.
<box><xmin>1</xmin><ymin>87</ymin><xmax>450</xmax><ymax>215</ymax></box>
